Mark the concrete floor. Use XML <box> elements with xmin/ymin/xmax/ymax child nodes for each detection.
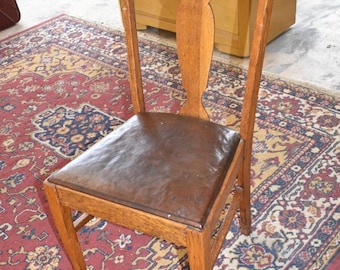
<box><xmin>1</xmin><ymin>0</ymin><xmax>339</xmax><ymax>95</ymax></box>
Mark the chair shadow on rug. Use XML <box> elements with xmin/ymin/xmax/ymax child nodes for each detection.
<box><xmin>43</xmin><ymin>0</ymin><xmax>273</xmax><ymax>269</ymax></box>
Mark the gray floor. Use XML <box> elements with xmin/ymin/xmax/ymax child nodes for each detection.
<box><xmin>1</xmin><ymin>0</ymin><xmax>339</xmax><ymax>96</ymax></box>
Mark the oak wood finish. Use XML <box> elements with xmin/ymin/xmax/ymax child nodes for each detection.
<box><xmin>43</xmin><ymin>0</ymin><xmax>273</xmax><ymax>269</ymax></box>
<box><xmin>134</xmin><ymin>0</ymin><xmax>293</xmax><ymax>56</ymax></box>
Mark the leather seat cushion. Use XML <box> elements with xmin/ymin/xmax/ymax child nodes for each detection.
<box><xmin>49</xmin><ymin>112</ymin><xmax>241</xmax><ymax>228</ymax></box>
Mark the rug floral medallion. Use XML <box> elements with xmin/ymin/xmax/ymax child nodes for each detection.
<box><xmin>0</xmin><ymin>15</ymin><xmax>339</xmax><ymax>269</ymax></box>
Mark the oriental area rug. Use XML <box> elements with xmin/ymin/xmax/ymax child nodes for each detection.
<box><xmin>0</xmin><ymin>15</ymin><xmax>339</xmax><ymax>270</ymax></box>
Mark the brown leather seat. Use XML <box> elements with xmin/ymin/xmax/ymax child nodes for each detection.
<box><xmin>43</xmin><ymin>0</ymin><xmax>273</xmax><ymax>269</ymax></box>
<box><xmin>50</xmin><ymin>112</ymin><xmax>241</xmax><ymax>229</ymax></box>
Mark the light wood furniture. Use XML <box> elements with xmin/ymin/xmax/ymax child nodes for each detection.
<box><xmin>134</xmin><ymin>0</ymin><xmax>295</xmax><ymax>57</ymax></box>
<box><xmin>43</xmin><ymin>0</ymin><xmax>273</xmax><ymax>269</ymax></box>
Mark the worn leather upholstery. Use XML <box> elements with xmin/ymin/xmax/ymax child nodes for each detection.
<box><xmin>50</xmin><ymin>112</ymin><xmax>241</xmax><ymax>228</ymax></box>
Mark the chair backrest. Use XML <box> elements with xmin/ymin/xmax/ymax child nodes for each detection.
<box><xmin>120</xmin><ymin>0</ymin><xmax>272</xmax><ymax>141</ymax></box>
<box><xmin>176</xmin><ymin>0</ymin><xmax>214</xmax><ymax>121</ymax></box>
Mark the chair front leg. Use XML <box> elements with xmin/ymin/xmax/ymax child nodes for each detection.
<box><xmin>44</xmin><ymin>181</ymin><xmax>86</xmax><ymax>270</ymax></box>
<box><xmin>186</xmin><ymin>229</ymin><xmax>212</xmax><ymax>270</ymax></box>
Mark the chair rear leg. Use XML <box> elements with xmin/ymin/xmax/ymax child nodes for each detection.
<box><xmin>238</xmin><ymin>161</ymin><xmax>252</xmax><ymax>235</ymax></box>
<box><xmin>44</xmin><ymin>181</ymin><xmax>86</xmax><ymax>270</ymax></box>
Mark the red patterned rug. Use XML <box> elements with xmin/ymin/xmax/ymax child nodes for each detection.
<box><xmin>0</xmin><ymin>15</ymin><xmax>339</xmax><ymax>269</ymax></box>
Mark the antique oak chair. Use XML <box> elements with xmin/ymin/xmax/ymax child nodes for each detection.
<box><xmin>43</xmin><ymin>0</ymin><xmax>273</xmax><ymax>269</ymax></box>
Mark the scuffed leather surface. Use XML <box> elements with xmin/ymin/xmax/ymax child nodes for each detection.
<box><xmin>50</xmin><ymin>112</ymin><xmax>241</xmax><ymax>228</ymax></box>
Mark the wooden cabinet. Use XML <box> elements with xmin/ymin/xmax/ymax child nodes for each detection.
<box><xmin>134</xmin><ymin>0</ymin><xmax>296</xmax><ymax>57</ymax></box>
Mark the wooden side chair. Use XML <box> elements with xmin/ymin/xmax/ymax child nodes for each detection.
<box><xmin>43</xmin><ymin>0</ymin><xmax>273</xmax><ymax>269</ymax></box>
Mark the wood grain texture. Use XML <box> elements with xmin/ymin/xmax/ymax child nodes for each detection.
<box><xmin>176</xmin><ymin>0</ymin><xmax>213</xmax><ymax>120</ymax></box>
<box><xmin>43</xmin><ymin>0</ymin><xmax>273</xmax><ymax>269</ymax></box>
